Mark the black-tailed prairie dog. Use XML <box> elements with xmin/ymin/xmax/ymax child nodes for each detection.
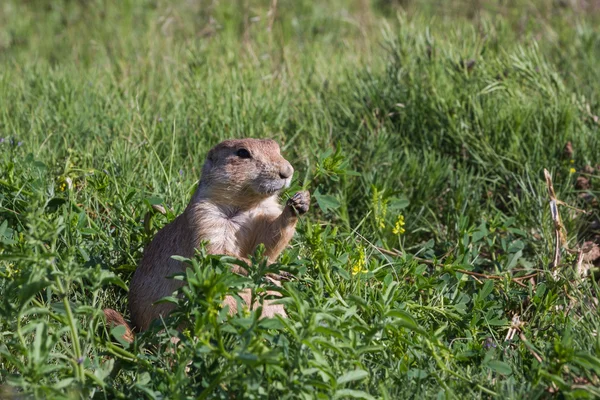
<box><xmin>104</xmin><ymin>138</ymin><xmax>310</xmax><ymax>339</ymax></box>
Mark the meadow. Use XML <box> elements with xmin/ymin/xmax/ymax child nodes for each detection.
<box><xmin>1</xmin><ymin>0</ymin><xmax>600</xmax><ymax>398</ymax></box>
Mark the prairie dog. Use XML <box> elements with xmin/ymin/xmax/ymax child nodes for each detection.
<box><xmin>104</xmin><ymin>138</ymin><xmax>309</xmax><ymax>338</ymax></box>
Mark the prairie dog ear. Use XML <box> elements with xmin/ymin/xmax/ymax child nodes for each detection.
<box><xmin>201</xmin><ymin>150</ymin><xmax>216</xmax><ymax>177</ymax></box>
<box><xmin>205</xmin><ymin>148</ymin><xmax>216</xmax><ymax>167</ymax></box>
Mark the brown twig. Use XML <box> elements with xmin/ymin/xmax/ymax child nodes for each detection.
<box><xmin>374</xmin><ymin>246</ymin><xmax>434</xmax><ymax>265</ymax></box>
<box><xmin>512</xmin><ymin>273</ymin><xmax>539</xmax><ymax>281</ymax></box>
<box><xmin>519</xmin><ymin>332</ymin><xmax>544</xmax><ymax>363</ymax></box>
<box><xmin>508</xmin><ymin>279</ymin><xmax>529</xmax><ymax>289</ymax></box>
<box><xmin>556</xmin><ymin>200</ymin><xmax>590</xmax><ymax>215</ymax></box>
<box><xmin>455</xmin><ymin>269</ymin><xmax>529</xmax><ymax>288</ymax></box>
<box><xmin>376</xmin><ymin>246</ymin><xmax>533</xmax><ymax>288</ymax></box>
<box><xmin>510</xmin><ymin>268</ymin><xmax>546</xmax><ymax>273</ymax></box>
<box><xmin>456</xmin><ymin>269</ymin><xmax>501</xmax><ymax>280</ymax></box>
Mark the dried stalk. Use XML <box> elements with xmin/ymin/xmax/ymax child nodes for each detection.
<box><xmin>544</xmin><ymin>169</ymin><xmax>567</xmax><ymax>273</ymax></box>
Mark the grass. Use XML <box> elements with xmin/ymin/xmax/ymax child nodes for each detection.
<box><xmin>1</xmin><ymin>0</ymin><xmax>600</xmax><ymax>398</ymax></box>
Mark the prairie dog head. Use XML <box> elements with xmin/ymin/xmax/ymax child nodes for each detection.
<box><xmin>200</xmin><ymin>138</ymin><xmax>294</xmax><ymax>206</ymax></box>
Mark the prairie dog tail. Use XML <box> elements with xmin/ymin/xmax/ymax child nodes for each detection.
<box><xmin>103</xmin><ymin>308</ymin><xmax>135</xmax><ymax>343</ymax></box>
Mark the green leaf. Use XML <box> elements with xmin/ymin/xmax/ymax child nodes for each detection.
<box><xmin>170</xmin><ymin>255</ymin><xmax>192</xmax><ymax>263</ymax></box>
<box><xmin>385</xmin><ymin>310</ymin><xmax>427</xmax><ymax>335</ymax></box>
<box><xmin>382</xmin><ymin>281</ymin><xmax>398</xmax><ymax>305</ymax></box>
<box><xmin>472</xmin><ymin>223</ymin><xmax>488</xmax><ymax>243</ymax></box>
<box><xmin>137</xmin><ymin>372</ymin><xmax>151</xmax><ymax>385</ymax></box>
<box><xmin>145</xmin><ymin>196</ymin><xmax>164</xmax><ymax>206</ymax></box>
<box><xmin>236</xmin><ymin>352</ymin><xmax>259</xmax><ymax>365</ymax></box>
<box><xmin>154</xmin><ymin>296</ymin><xmax>179</xmax><ymax>305</ymax></box>
<box><xmin>383</xmin><ymin>273</ymin><xmax>393</xmax><ymax>286</ymax></box>
<box><xmin>508</xmin><ymin>240</ymin><xmax>525</xmax><ymax>252</ymax></box>
<box><xmin>314</xmin><ymin>189</ymin><xmax>341</xmax><ymax>213</ymax></box>
<box><xmin>487</xmin><ymin>318</ymin><xmax>508</xmax><ymax>326</ymax></box>
<box><xmin>78</xmin><ymin>247</ymin><xmax>90</xmax><ymax>262</ymax></box>
<box><xmin>333</xmin><ymin>389</ymin><xmax>376</xmax><ymax>400</ymax></box>
<box><xmin>32</xmin><ymin>323</ymin><xmax>44</xmax><ymax>363</ymax></box>
<box><xmin>534</xmin><ymin>283</ymin><xmax>546</xmax><ymax>300</ymax></box>
<box><xmin>32</xmin><ymin>161</ymin><xmax>47</xmax><ymax>170</ymax></box>
<box><xmin>258</xmin><ymin>317</ymin><xmax>284</xmax><ymax>329</ymax></box>
<box><xmin>80</xmin><ymin>228</ymin><xmax>99</xmax><ymax>236</ymax></box>
<box><xmin>506</xmin><ymin>249</ymin><xmax>522</xmax><ymax>270</ymax></box>
<box><xmin>111</xmin><ymin>325</ymin><xmax>131</xmax><ymax>348</ymax></box>
<box><xmin>574</xmin><ymin>352</ymin><xmax>600</xmax><ymax>375</ymax></box>
<box><xmin>407</xmin><ymin>369</ymin><xmax>428</xmax><ymax>379</ymax></box>
<box><xmin>18</xmin><ymin>280</ymin><xmax>51</xmax><ymax>305</ymax></box>
<box><xmin>478</xmin><ymin>280</ymin><xmax>494</xmax><ymax>301</ymax></box>
<box><xmin>487</xmin><ymin>360</ymin><xmax>512</xmax><ymax>375</ymax></box>
<box><xmin>0</xmin><ymin>220</ymin><xmax>7</xmax><ymax>237</ymax></box>
<box><xmin>337</xmin><ymin>369</ymin><xmax>369</xmax><ymax>385</ymax></box>
<box><xmin>53</xmin><ymin>378</ymin><xmax>75</xmax><ymax>390</ymax></box>
<box><xmin>96</xmin><ymin>270</ymin><xmax>128</xmax><ymax>291</ymax></box>
<box><xmin>336</xmin><ymin>267</ymin><xmax>351</xmax><ymax>280</ymax></box>
<box><xmin>389</xmin><ymin>198</ymin><xmax>409</xmax><ymax>210</ymax></box>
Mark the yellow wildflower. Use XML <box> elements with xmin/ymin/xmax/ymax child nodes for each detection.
<box><xmin>392</xmin><ymin>214</ymin><xmax>406</xmax><ymax>235</ymax></box>
<box><xmin>57</xmin><ymin>177</ymin><xmax>72</xmax><ymax>192</ymax></box>
<box><xmin>372</xmin><ymin>187</ymin><xmax>388</xmax><ymax>230</ymax></box>
<box><xmin>570</xmin><ymin>159</ymin><xmax>575</xmax><ymax>164</ymax></box>
<box><xmin>351</xmin><ymin>247</ymin><xmax>368</xmax><ymax>275</ymax></box>
<box><xmin>5</xmin><ymin>263</ymin><xmax>18</xmax><ymax>278</ymax></box>
<box><xmin>569</xmin><ymin>167</ymin><xmax>576</xmax><ymax>174</ymax></box>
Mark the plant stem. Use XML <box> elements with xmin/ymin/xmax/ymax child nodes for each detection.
<box><xmin>53</xmin><ymin>276</ymin><xmax>85</xmax><ymax>383</ymax></box>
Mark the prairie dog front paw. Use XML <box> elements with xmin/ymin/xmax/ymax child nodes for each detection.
<box><xmin>287</xmin><ymin>190</ymin><xmax>310</xmax><ymax>216</ymax></box>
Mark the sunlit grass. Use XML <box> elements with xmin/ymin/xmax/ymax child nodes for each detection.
<box><xmin>1</xmin><ymin>0</ymin><xmax>600</xmax><ymax>398</ymax></box>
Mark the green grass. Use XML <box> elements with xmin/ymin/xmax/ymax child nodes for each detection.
<box><xmin>2</xmin><ymin>0</ymin><xmax>600</xmax><ymax>398</ymax></box>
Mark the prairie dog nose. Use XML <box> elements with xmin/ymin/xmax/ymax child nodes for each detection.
<box><xmin>279</xmin><ymin>162</ymin><xmax>294</xmax><ymax>179</ymax></box>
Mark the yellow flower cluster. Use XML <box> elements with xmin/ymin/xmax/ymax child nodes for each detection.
<box><xmin>352</xmin><ymin>247</ymin><xmax>368</xmax><ymax>275</ymax></box>
<box><xmin>392</xmin><ymin>214</ymin><xmax>405</xmax><ymax>235</ymax></box>
<box><xmin>4</xmin><ymin>263</ymin><xmax>18</xmax><ymax>278</ymax></box>
<box><xmin>57</xmin><ymin>177</ymin><xmax>73</xmax><ymax>192</ymax></box>
<box><xmin>372</xmin><ymin>187</ymin><xmax>388</xmax><ymax>230</ymax></box>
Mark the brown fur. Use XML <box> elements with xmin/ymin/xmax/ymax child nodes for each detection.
<box><xmin>103</xmin><ymin>138</ymin><xmax>309</xmax><ymax>341</ymax></box>
<box><xmin>103</xmin><ymin>308</ymin><xmax>135</xmax><ymax>343</ymax></box>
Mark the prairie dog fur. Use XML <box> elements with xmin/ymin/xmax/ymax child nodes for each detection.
<box><xmin>104</xmin><ymin>138</ymin><xmax>309</xmax><ymax>337</ymax></box>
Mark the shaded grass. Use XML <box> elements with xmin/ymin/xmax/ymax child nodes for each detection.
<box><xmin>1</xmin><ymin>0</ymin><xmax>600</xmax><ymax>398</ymax></box>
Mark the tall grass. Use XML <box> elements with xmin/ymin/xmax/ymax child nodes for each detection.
<box><xmin>1</xmin><ymin>0</ymin><xmax>600</xmax><ymax>398</ymax></box>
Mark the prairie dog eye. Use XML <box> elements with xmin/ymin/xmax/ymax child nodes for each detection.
<box><xmin>236</xmin><ymin>149</ymin><xmax>251</xmax><ymax>159</ymax></box>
